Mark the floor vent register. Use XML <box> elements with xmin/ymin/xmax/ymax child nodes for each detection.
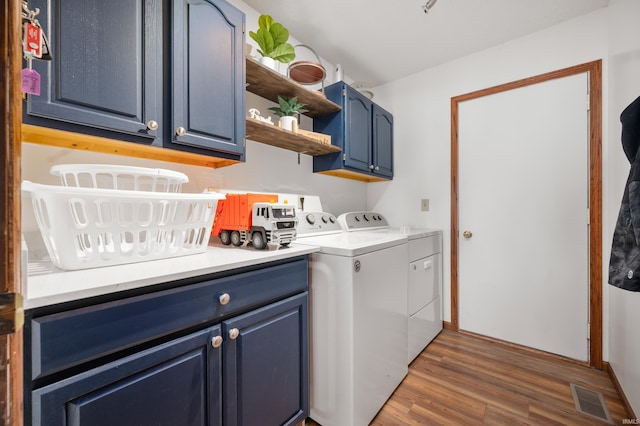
<box><xmin>570</xmin><ymin>383</ymin><xmax>614</xmax><ymax>424</ymax></box>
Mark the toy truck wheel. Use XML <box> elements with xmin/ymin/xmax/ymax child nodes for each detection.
<box><xmin>251</xmin><ymin>232</ymin><xmax>266</xmax><ymax>250</ymax></box>
<box><xmin>231</xmin><ymin>231</ymin><xmax>242</xmax><ymax>246</ymax></box>
<box><xmin>280</xmin><ymin>242</ymin><xmax>290</xmax><ymax>247</ymax></box>
<box><xmin>220</xmin><ymin>231</ymin><xmax>231</xmax><ymax>245</ymax></box>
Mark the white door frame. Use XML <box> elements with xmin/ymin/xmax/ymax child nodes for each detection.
<box><xmin>450</xmin><ymin>60</ymin><xmax>603</xmax><ymax>369</ymax></box>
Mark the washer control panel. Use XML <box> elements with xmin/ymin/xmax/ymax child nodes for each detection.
<box><xmin>296</xmin><ymin>212</ymin><xmax>341</xmax><ymax>235</ymax></box>
<box><xmin>337</xmin><ymin>212</ymin><xmax>389</xmax><ymax>231</ymax></box>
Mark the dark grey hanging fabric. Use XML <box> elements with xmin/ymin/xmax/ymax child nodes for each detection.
<box><xmin>609</xmin><ymin>95</ymin><xmax>640</xmax><ymax>291</ymax></box>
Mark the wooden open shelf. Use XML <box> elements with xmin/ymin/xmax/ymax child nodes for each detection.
<box><xmin>245</xmin><ymin>118</ymin><xmax>341</xmax><ymax>156</ymax></box>
<box><xmin>246</xmin><ymin>57</ymin><xmax>341</xmax><ymax>118</ymax></box>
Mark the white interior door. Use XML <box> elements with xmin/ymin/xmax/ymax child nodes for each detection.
<box><xmin>458</xmin><ymin>73</ymin><xmax>590</xmax><ymax>361</ymax></box>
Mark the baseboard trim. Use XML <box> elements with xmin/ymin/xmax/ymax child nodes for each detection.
<box><xmin>446</xmin><ymin>326</ymin><xmax>592</xmax><ymax>368</ymax></box>
<box><xmin>604</xmin><ymin>361</ymin><xmax>637</xmax><ymax>419</ymax></box>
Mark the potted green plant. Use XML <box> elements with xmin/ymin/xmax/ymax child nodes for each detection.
<box><xmin>268</xmin><ymin>96</ymin><xmax>308</xmax><ymax>131</ymax></box>
<box><xmin>249</xmin><ymin>15</ymin><xmax>295</xmax><ymax>70</ymax></box>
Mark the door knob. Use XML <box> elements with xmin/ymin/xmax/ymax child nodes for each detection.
<box><xmin>176</xmin><ymin>126</ymin><xmax>186</xmax><ymax>136</ymax></box>
<box><xmin>146</xmin><ymin>120</ymin><xmax>158</xmax><ymax>131</ymax></box>
<box><xmin>463</xmin><ymin>230</ymin><xmax>473</xmax><ymax>239</ymax></box>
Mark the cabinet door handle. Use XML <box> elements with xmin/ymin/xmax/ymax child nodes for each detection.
<box><xmin>229</xmin><ymin>328</ymin><xmax>239</xmax><ymax>340</ymax></box>
<box><xmin>176</xmin><ymin>126</ymin><xmax>186</xmax><ymax>136</ymax></box>
<box><xmin>211</xmin><ymin>335</ymin><xmax>223</xmax><ymax>348</ymax></box>
<box><xmin>219</xmin><ymin>293</ymin><xmax>231</xmax><ymax>305</ymax></box>
<box><xmin>369</xmin><ymin>164</ymin><xmax>375</xmax><ymax>170</ymax></box>
<box><xmin>146</xmin><ymin>120</ymin><xmax>158</xmax><ymax>131</ymax></box>
<box><xmin>375</xmin><ymin>166</ymin><xmax>380</xmax><ymax>171</ymax></box>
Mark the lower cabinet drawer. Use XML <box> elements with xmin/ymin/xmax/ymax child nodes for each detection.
<box><xmin>408</xmin><ymin>296</ymin><xmax>442</xmax><ymax>363</ymax></box>
<box><xmin>28</xmin><ymin>257</ymin><xmax>308</xmax><ymax>380</ymax></box>
<box><xmin>32</xmin><ymin>325</ymin><xmax>223</xmax><ymax>426</ymax></box>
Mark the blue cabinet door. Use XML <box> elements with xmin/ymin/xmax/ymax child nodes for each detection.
<box><xmin>372</xmin><ymin>104</ymin><xmax>394</xmax><ymax>178</ymax></box>
<box><xmin>170</xmin><ymin>0</ymin><xmax>246</xmax><ymax>159</ymax></box>
<box><xmin>32</xmin><ymin>326</ymin><xmax>223</xmax><ymax>426</ymax></box>
<box><xmin>344</xmin><ymin>86</ymin><xmax>373</xmax><ymax>173</ymax></box>
<box><xmin>223</xmin><ymin>293</ymin><xmax>309</xmax><ymax>426</ymax></box>
<box><xmin>23</xmin><ymin>0</ymin><xmax>163</xmax><ymax>145</ymax></box>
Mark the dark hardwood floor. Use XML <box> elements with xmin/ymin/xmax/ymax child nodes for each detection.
<box><xmin>308</xmin><ymin>329</ymin><xmax>631</xmax><ymax>425</ymax></box>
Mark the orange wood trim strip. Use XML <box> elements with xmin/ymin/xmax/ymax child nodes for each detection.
<box><xmin>450</xmin><ymin>97</ymin><xmax>459</xmax><ymax>332</ymax></box>
<box><xmin>450</xmin><ymin>60</ymin><xmax>603</xmax><ymax>368</ymax></box>
<box><xmin>316</xmin><ymin>169</ymin><xmax>388</xmax><ymax>182</ymax></box>
<box><xmin>2</xmin><ymin>0</ymin><xmax>24</xmax><ymax>424</ymax></box>
<box><xmin>457</xmin><ymin>329</ymin><xmax>592</xmax><ymax>368</ymax></box>
<box><xmin>588</xmin><ymin>60</ymin><xmax>603</xmax><ymax>370</ymax></box>
<box><xmin>605</xmin><ymin>361</ymin><xmax>638</xmax><ymax>419</ymax></box>
<box><xmin>21</xmin><ymin>124</ymin><xmax>240</xmax><ymax>169</ymax></box>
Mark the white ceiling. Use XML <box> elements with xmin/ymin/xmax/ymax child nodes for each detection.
<box><xmin>242</xmin><ymin>0</ymin><xmax>609</xmax><ymax>86</ymax></box>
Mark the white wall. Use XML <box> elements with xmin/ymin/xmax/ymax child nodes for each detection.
<box><xmin>606</xmin><ymin>0</ymin><xmax>640</xmax><ymax>415</ymax></box>
<box><xmin>368</xmin><ymin>0</ymin><xmax>640</xmax><ymax>413</ymax></box>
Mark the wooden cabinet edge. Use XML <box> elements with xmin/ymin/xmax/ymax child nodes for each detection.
<box><xmin>21</xmin><ymin>124</ymin><xmax>240</xmax><ymax>169</ymax></box>
<box><xmin>245</xmin><ymin>57</ymin><xmax>341</xmax><ymax>118</ymax></box>
<box><xmin>246</xmin><ymin>118</ymin><xmax>341</xmax><ymax>156</ymax></box>
<box><xmin>316</xmin><ymin>169</ymin><xmax>390</xmax><ymax>183</ymax></box>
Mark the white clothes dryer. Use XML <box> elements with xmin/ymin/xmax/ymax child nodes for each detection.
<box><xmin>337</xmin><ymin>212</ymin><xmax>443</xmax><ymax>363</ymax></box>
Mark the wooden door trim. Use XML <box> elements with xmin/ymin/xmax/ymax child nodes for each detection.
<box><xmin>450</xmin><ymin>60</ymin><xmax>603</xmax><ymax>369</ymax></box>
<box><xmin>1</xmin><ymin>0</ymin><xmax>24</xmax><ymax>424</ymax></box>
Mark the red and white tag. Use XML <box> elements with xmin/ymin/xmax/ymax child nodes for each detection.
<box><xmin>24</xmin><ymin>22</ymin><xmax>42</xmax><ymax>58</ymax></box>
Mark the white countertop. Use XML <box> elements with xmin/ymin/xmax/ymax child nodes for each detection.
<box><xmin>25</xmin><ymin>242</ymin><xmax>320</xmax><ymax>309</ymax></box>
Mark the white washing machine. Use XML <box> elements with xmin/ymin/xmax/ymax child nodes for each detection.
<box><xmin>296</xmin><ymin>212</ymin><xmax>409</xmax><ymax>426</ymax></box>
<box><xmin>337</xmin><ymin>212</ymin><xmax>443</xmax><ymax>363</ymax></box>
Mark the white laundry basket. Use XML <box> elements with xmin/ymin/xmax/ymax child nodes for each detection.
<box><xmin>22</xmin><ymin>181</ymin><xmax>225</xmax><ymax>270</ymax></box>
<box><xmin>50</xmin><ymin>164</ymin><xmax>189</xmax><ymax>193</ymax></box>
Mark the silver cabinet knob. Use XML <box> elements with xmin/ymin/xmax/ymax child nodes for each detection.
<box><xmin>463</xmin><ymin>230</ymin><xmax>473</xmax><ymax>239</ymax></box>
<box><xmin>211</xmin><ymin>335</ymin><xmax>223</xmax><ymax>348</ymax></box>
<box><xmin>176</xmin><ymin>126</ymin><xmax>186</xmax><ymax>136</ymax></box>
<box><xmin>375</xmin><ymin>166</ymin><xmax>380</xmax><ymax>171</ymax></box>
<box><xmin>229</xmin><ymin>328</ymin><xmax>239</xmax><ymax>340</ymax></box>
<box><xmin>147</xmin><ymin>120</ymin><xmax>158</xmax><ymax>131</ymax></box>
<box><xmin>219</xmin><ymin>293</ymin><xmax>230</xmax><ymax>305</ymax></box>
<box><xmin>369</xmin><ymin>164</ymin><xmax>375</xmax><ymax>170</ymax></box>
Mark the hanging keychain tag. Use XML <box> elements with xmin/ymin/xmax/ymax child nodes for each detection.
<box><xmin>22</xmin><ymin>58</ymin><xmax>41</xmax><ymax>95</ymax></box>
<box><xmin>23</xmin><ymin>21</ymin><xmax>42</xmax><ymax>58</ymax></box>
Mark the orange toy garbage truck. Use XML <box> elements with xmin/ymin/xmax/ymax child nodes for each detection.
<box><xmin>211</xmin><ymin>193</ymin><xmax>297</xmax><ymax>249</ymax></box>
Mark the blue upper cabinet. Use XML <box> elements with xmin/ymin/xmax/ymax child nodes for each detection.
<box><xmin>169</xmin><ymin>0</ymin><xmax>246</xmax><ymax>160</ymax></box>
<box><xmin>313</xmin><ymin>82</ymin><xmax>394</xmax><ymax>181</ymax></box>
<box><xmin>23</xmin><ymin>0</ymin><xmax>246</xmax><ymax>162</ymax></box>
<box><xmin>23</xmin><ymin>0</ymin><xmax>163</xmax><ymax>145</ymax></box>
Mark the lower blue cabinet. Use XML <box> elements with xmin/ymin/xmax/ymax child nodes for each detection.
<box><xmin>26</xmin><ymin>258</ymin><xmax>309</xmax><ymax>426</ymax></box>
<box><xmin>224</xmin><ymin>294</ymin><xmax>308</xmax><ymax>426</ymax></box>
<box><xmin>33</xmin><ymin>326</ymin><xmax>223</xmax><ymax>426</ymax></box>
